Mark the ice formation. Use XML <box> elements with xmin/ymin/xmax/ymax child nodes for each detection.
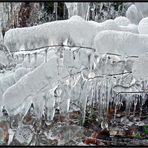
<box><xmin>65</xmin><ymin>3</ymin><xmax>89</xmax><ymax>19</ymax></box>
<box><xmin>126</xmin><ymin>4</ymin><xmax>142</xmax><ymax>24</ymax></box>
<box><xmin>0</xmin><ymin>29</ymin><xmax>3</xmax><ymax>44</ymax></box>
<box><xmin>67</xmin><ymin>16</ymin><xmax>99</xmax><ymax>47</ymax></box>
<box><xmin>93</xmin><ymin>30</ymin><xmax>148</xmax><ymax>56</ymax></box>
<box><xmin>135</xmin><ymin>2</ymin><xmax>148</xmax><ymax>18</ymax></box>
<box><xmin>2</xmin><ymin>52</ymin><xmax>70</xmax><ymax>115</ymax></box>
<box><xmin>133</xmin><ymin>53</ymin><xmax>148</xmax><ymax>80</ymax></box>
<box><xmin>0</xmin><ymin>50</ymin><xmax>9</xmax><ymax>66</ymax></box>
<box><xmin>114</xmin><ymin>16</ymin><xmax>131</xmax><ymax>26</ymax></box>
<box><xmin>119</xmin><ymin>24</ymin><xmax>138</xmax><ymax>34</ymax></box>
<box><xmin>126</xmin><ymin>3</ymin><xmax>148</xmax><ymax>25</ymax></box>
<box><xmin>4</xmin><ymin>15</ymin><xmax>139</xmax><ymax>53</ymax></box>
<box><xmin>89</xmin><ymin>19</ymin><xmax>138</xmax><ymax>34</ymax></box>
<box><xmin>1</xmin><ymin>3</ymin><xmax>148</xmax><ymax>146</ymax></box>
<box><xmin>14</xmin><ymin>67</ymin><xmax>28</xmax><ymax>81</ymax></box>
<box><xmin>2</xmin><ymin>15</ymin><xmax>148</xmax><ymax>120</ymax></box>
<box><xmin>4</xmin><ymin>20</ymin><xmax>69</xmax><ymax>52</ymax></box>
<box><xmin>97</xmin><ymin>19</ymin><xmax>120</xmax><ymax>31</ymax></box>
<box><xmin>0</xmin><ymin>67</ymin><xmax>30</xmax><ymax>106</ymax></box>
<box><xmin>138</xmin><ymin>17</ymin><xmax>148</xmax><ymax>34</ymax></box>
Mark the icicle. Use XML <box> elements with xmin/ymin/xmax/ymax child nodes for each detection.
<box><xmin>34</xmin><ymin>52</ymin><xmax>37</xmax><ymax>68</ymax></box>
<box><xmin>133</xmin><ymin>94</ymin><xmax>138</xmax><ymax>116</ymax></box>
<box><xmin>45</xmin><ymin>90</ymin><xmax>56</xmax><ymax>121</ymax></box>
<box><xmin>85</xmin><ymin>3</ymin><xmax>89</xmax><ymax>20</ymax></box>
<box><xmin>99</xmin><ymin>76</ymin><xmax>107</xmax><ymax>121</ymax></box>
<box><xmin>98</xmin><ymin>79</ymin><xmax>103</xmax><ymax>121</ymax></box>
<box><xmin>54</xmin><ymin>2</ymin><xmax>58</xmax><ymax>20</ymax></box>
<box><xmin>90</xmin><ymin>52</ymin><xmax>94</xmax><ymax>72</ymax></box>
<box><xmin>16</xmin><ymin>54</ymin><xmax>19</xmax><ymax>61</ymax></box>
<box><xmin>95</xmin><ymin>81</ymin><xmax>99</xmax><ymax>104</ymax></box>
<box><xmin>139</xmin><ymin>93</ymin><xmax>145</xmax><ymax>118</ymax></box>
<box><xmin>54</xmin><ymin>84</ymin><xmax>62</xmax><ymax>112</ymax></box>
<box><xmin>79</xmin><ymin>80</ymin><xmax>90</xmax><ymax>125</ymax></box>
<box><xmin>89</xmin><ymin>82</ymin><xmax>94</xmax><ymax>115</ymax></box>
<box><xmin>113</xmin><ymin>93</ymin><xmax>120</xmax><ymax>120</ymax></box>
<box><xmin>21</xmin><ymin>54</ymin><xmax>25</xmax><ymax>62</ymax></box>
<box><xmin>105</xmin><ymin>76</ymin><xmax>110</xmax><ymax>118</ymax></box>
<box><xmin>44</xmin><ymin>48</ymin><xmax>48</xmax><ymax>63</ymax></box>
<box><xmin>11</xmin><ymin>53</ymin><xmax>14</xmax><ymax>59</ymax></box>
<box><xmin>27</xmin><ymin>53</ymin><xmax>31</xmax><ymax>63</ymax></box>
<box><xmin>125</xmin><ymin>94</ymin><xmax>132</xmax><ymax>118</ymax></box>
<box><xmin>128</xmin><ymin>101</ymin><xmax>132</xmax><ymax>116</ymax></box>
<box><xmin>113</xmin><ymin>102</ymin><xmax>117</xmax><ymax>121</ymax></box>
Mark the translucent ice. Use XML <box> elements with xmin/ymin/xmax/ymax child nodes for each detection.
<box><xmin>114</xmin><ymin>16</ymin><xmax>131</xmax><ymax>26</ymax></box>
<box><xmin>138</xmin><ymin>17</ymin><xmax>148</xmax><ymax>34</ymax></box>
<box><xmin>133</xmin><ymin>53</ymin><xmax>148</xmax><ymax>80</ymax></box>
<box><xmin>93</xmin><ymin>30</ymin><xmax>148</xmax><ymax>56</ymax></box>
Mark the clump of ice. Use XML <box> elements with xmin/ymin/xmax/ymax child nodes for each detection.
<box><xmin>4</xmin><ymin>15</ymin><xmax>99</xmax><ymax>51</ymax></box>
<box><xmin>89</xmin><ymin>19</ymin><xmax>138</xmax><ymax>34</ymax></box>
<box><xmin>126</xmin><ymin>4</ymin><xmax>142</xmax><ymax>24</ymax></box>
<box><xmin>67</xmin><ymin>15</ymin><xmax>99</xmax><ymax>47</ymax></box>
<box><xmin>119</xmin><ymin>24</ymin><xmax>138</xmax><ymax>34</ymax></box>
<box><xmin>14</xmin><ymin>67</ymin><xmax>28</xmax><ymax>81</ymax></box>
<box><xmin>65</xmin><ymin>3</ymin><xmax>89</xmax><ymax>19</ymax></box>
<box><xmin>94</xmin><ymin>54</ymin><xmax>125</xmax><ymax>75</ymax></box>
<box><xmin>2</xmin><ymin>52</ymin><xmax>69</xmax><ymax>114</ymax></box>
<box><xmin>138</xmin><ymin>17</ymin><xmax>148</xmax><ymax>34</ymax></box>
<box><xmin>133</xmin><ymin>53</ymin><xmax>148</xmax><ymax>80</ymax></box>
<box><xmin>93</xmin><ymin>30</ymin><xmax>148</xmax><ymax>56</ymax></box>
<box><xmin>114</xmin><ymin>16</ymin><xmax>131</xmax><ymax>26</ymax></box>
<box><xmin>2</xmin><ymin>55</ymin><xmax>56</xmax><ymax>113</ymax></box>
<box><xmin>4</xmin><ymin>20</ymin><xmax>69</xmax><ymax>52</ymax></box>
<box><xmin>4</xmin><ymin>15</ymin><xmax>141</xmax><ymax>53</ymax></box>
<box><xmin>98</xmin><ymin>19</ymin><xmax>120</xmax><ymax>31</ymax></box>
<box><xmin>0</xmin><ymin>29</ymin><xmax>3</xmax><ymax>44</ymax></box>
<box><xmin>0</xmin><ymin>68</ymin><xmax>29</xmax><ymax>106</ymax></box>
<box><xmin>0</xmin><ymin>50</ymin><xmax>9</xmax><ymax>66</ymax></box>
<box><xmin>135</xmin><ymin>2</ymin><xmax>148</xmax><ymax>18</ymax></box>
<box><xmin>0</xmin><ymin>72</ymin><xmax>15</xmax><ymax>105</ymax></box>
<box><xmin>21</xmin><ymin>53</ymin><xmax>44</xmax><ymax>69</ymax></box>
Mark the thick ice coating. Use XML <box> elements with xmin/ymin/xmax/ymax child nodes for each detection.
<box><xmin>4</xmin><ymin>15</ymin><xmax>140</xmax><ymax>53</ymax></box>
<box><xmin>126</xmin><ymin>4</ymin><xmax>142</xmax><ymax>24</ymax></box>
<box><xmin>2</xmin><ymin>54</ymin><xmax>58</xmax><ymax>112</ymax></box>
<box><xmin>93</xmin><ymin>30</ymin><xmax>148</xmax><ymax>56</ymax></box>
<box><xmin>135</xmin><ymin>3</ymin><xmax>148</xmax><ymax>18</ymax></box>
<box><xmin>114</xmin><ymin>16</ymin><xmax>131</xmax><ymax>26</ymax></box>
<box><xmin>65</xmin><ymin>3</ymin><xmax>89</xmax><ymax>19</ymax></box>
<box><xmin>133</xmin><ymin>53</ymin><xmax>148</xmax><ymax>80</ymax></box>
<box><xmin>4</xmin><ymin>20</ymin><xmax>69</xmax><ymax>52</ymax></box>
<box><xmin>138</xmin><ymin>17</ymin><xmax>148</xmax><ymax>34</ymax></box>
<box><xmin>2</xmin><ymin>53</ymin><xmax>70</xmax><ymax>113</ymax></box>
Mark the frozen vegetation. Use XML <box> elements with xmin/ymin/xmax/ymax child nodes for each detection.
<box><xmin>0</xmin><ymin>2</ymin><xmax>148</xmax><ymax>146</ymax></box>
